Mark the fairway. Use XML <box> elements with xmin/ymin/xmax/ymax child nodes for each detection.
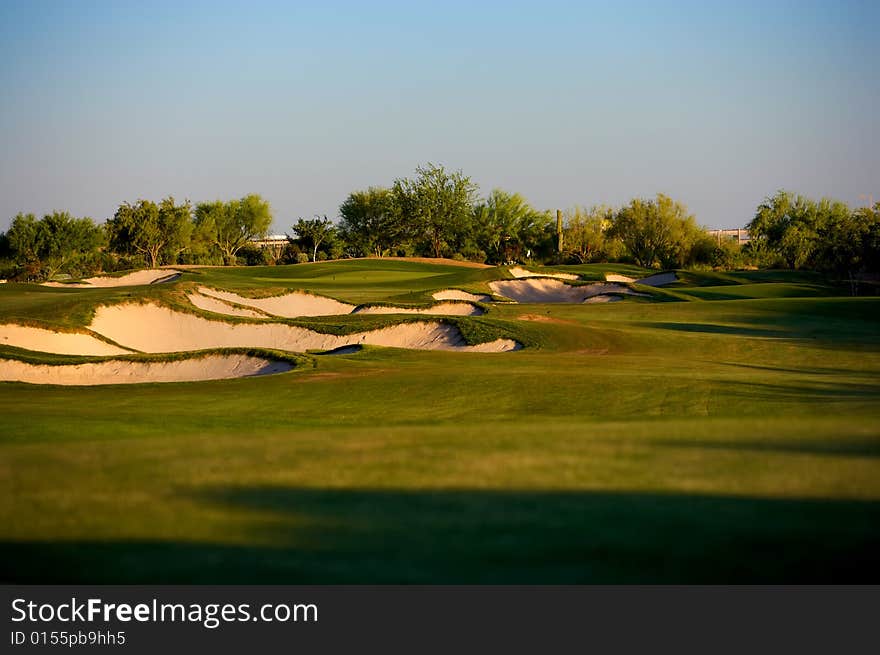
<box><xmin>1</xmin><ymin>259</ymin><xmax>879</xmax><ymax>583</ymax></box>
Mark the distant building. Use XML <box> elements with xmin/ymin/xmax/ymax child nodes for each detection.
<box><xmin>250</xmin><ymin>234</ymin><xmax>289</xmax><ymax>248</ymax></box>
<box><xmin>707</xmin><ymin>228</ymin><xmax>750</xmax><ymax>245</ymax></box>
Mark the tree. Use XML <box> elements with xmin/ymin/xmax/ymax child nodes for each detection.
<box><xmin>392</xmin><ymin>163</ymin><xmax>477</xmax><ymax>258</ymax></box>
<box><xmin>107</xmin><ymin>197</ymin><xmax>192</xmax><ymax>268</ymax></box>
<box><xmin>813</xmin><ymin>201</ymin><xmax>880</xmax><ymax>294</ymax></box>
<box><xmin>157</xmin><ymin>197</ymin><xmax>194</xmax><ymax>264</ymax></box>
<box><xmin>5</xmin><ymin>211</ymin><xmax>104</xmax><ymax>280</ymax></box>
<box><xmin>338</xmin><ymin>187</ymin><xmax>399</xmax><ymax>258</ymax></box>
<box><xmin>472</xmin><ymin>189</ymin><xmax>550</xmax><ymax>263</ymax></box>
<box><xmin>36</xmin><ymin>211</ymin><xmax>104</xmax><ymax>278</ymax></box>
<box><xmin>562</xmin><ymin>205</ymin><xmax>614</xmax><ymax>263</ymax></box>
<box><xmin>5</xmin><ymin>213</ymin><xmax>42</xmax><ymax>268</ymax></box>
<box><xmin>609</xmin><ymin>194</ymin><xmax>697</xmax><ymax>268</ymax></box>
<box><xmin>747</xmin><ymin>191</ymin><xmax>821</xmax><ymax>269</ymax></box>
<box><xmin>194</xmin><ymin>194</ymin><xmax>272</xmax><ymax>265</ymax></box>
<box><xmin>292</xmin><ymin>216</ymin><xmax>335</xmax><ymax>262</ymax></box>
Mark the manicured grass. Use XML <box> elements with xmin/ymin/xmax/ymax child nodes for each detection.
<box><xmin>0</xmin><ymin>259</ymin><xmax>878</xmax><ymax>582</ymax></box>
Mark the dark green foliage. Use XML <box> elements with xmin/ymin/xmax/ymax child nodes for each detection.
<box><xmin>194</xmin><ymin>194</ymin><xmax>273</xmax><ymax>265</ymax></box>
<box><xmin>392</xmin><ymin>163</ymin><xmax>478</xmax><ymax>258</ymax></box>
<box><xmin>339</xmin><ymin>187</ymin><xmax>400</xmax><ymax>257</ymax></box>
<box><xmin>292</xmin><ymin>216</ymin><xmax>335</xmax><ymax>262</ymax></box>
<box><xmin>106</xmin><ymin>197</ymin><xmax>193</xmax><ymax>268</ymax></box>
<box><xmin>748</xmin><ymin>192</ymin><xmax>880</xmax><ymax>292</ymax></box>
<box><xmin>609</xmin><ymin>194</ymin><xmax>707</xmax><ymax>269</ymax></box>
<box><xmin>472</xmin><ymin>189</ymin><xmax>551</xmax><ymax>264</ymax></box>
<box><xmin>4</xmin><ymin>211</ymin><xmax>104</xmax><ymax>281</ymax></box>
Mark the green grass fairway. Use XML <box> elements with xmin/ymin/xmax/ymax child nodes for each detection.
<box><xmin>1</xmin><ymin>260</ymin><xmax>879</xmax><ymax>583</ymax></box>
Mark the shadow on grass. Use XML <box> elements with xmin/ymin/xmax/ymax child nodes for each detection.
<box><xmin>639</xmin><ymin>322</ymin><xmax>789</xmax><ymax>338</ymax></box>
<box><xmin>717</xmin><ymin>379</ymin><xmax>880</xmax><ymax>403</ymax></box>
<box><xmin>1</xmin><ymin>488</ymin><xmax>878</xmax><ymax>584</ymax></box>
<box><xmin>654</xmin><ymin>438</ymin><xmax>880</xmax><ymax>459</ymax></box>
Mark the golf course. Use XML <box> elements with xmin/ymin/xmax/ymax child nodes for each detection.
<box><xmin>1</xmin><ymin>258</ymin><xmax>878</xmax><ymax>583</ymax></box>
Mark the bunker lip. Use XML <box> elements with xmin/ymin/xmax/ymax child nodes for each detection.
<box><xmin>0</xmin><ymin>353</ymin><xmax>293</xmax><ymax>386</ymax></box>
<box><xmin>197</xmin><ymin>286</ymin><xmax>355</xmax><ymax>317</ymax></box>
<box><xmin>0</xmin><ymin>323</ymin><xmax>134</xmax><ymax>356</ymax></box>
<box><xmin>488</xmin><ymin>278</ymin><xmax>647</xmax><ymax>303</ymax></box>
<box><xmin>187</xmin><ymin>291</ymin><xmax>268</xmax><ymax>318</ymax></box>
<box><xmin>508</xmin><ymin>266</ymin><xmax>580</xmax><ymax>281</ymax></box>
<box><xmin>194</xmin><ymin>286</ymin><xmax>483</xmax><ymax>317</ymax></box>
<box><xmin>606</xmin><ymin>271</ymin><xmax>677</xmax><ymax>287</ymax></box>
<box><xmin>41</xmin><ymin>269</ymin><xmax>183</xmax><ymax>288</ymax></box>
<box><xmin>432</xmin><ymin>289</ymin><xmax>493</xmax><ymax>303</ymax></box>
<box><xmin>88</xmin><ymin>302</ymin><xmax>520</xmax><ymax>353</ymax></box>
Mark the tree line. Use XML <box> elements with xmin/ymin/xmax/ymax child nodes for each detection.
<box><xmin>1</xmin><ymin>163</ymin><xmax>878</xmax><ymax>290</ymax></box>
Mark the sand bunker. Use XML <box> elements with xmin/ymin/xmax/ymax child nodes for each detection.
<box><xmin>432</xmin><ymin>289</ymin><xmax>493</xmax><ymax>303</ymax></box>
<box><xmin>197</xmin><ymin>287</ymin><xmax>356</xmax><ymax>317</ymax></box>
<box><xmin>0</xmin><ymin>324</ymin><xmax>132</xmax><ymax>356</ymax></box>
<box><xmin>89</xmin><ymin>303</ymin><xmax>519</xmax><ymax>353</ymax></box>
<box><xmin>635</xmin><ymin>272</ymin><xmax>677</xmax><ymax>287</ymax></box>
<box><xmin>508</xmin><ymin>266</ymin><xmax>579</xmax><ymax>281</ymax></box>
<box><xmin>195</xmin><ymin>287</ymin><xmax>482</xmax><ymax>318</ymax></box>
<box><xmin>489</xmin><ymin>278</ymin><xmax>645</xmax><ymax>303</ymax></box>
<box><xmin>605</xmin><ymin>272</ymin><xmax>677</xmax><ymax>287</ymax></box>
<box><xmin>0</xmin><ymin>354</ymin><xmax>292</xmax><ymax>386</ymax></box>
<box><xmin>353</xmin><ymin>302</ymin><xmax>483</xmax><ymax>317</ymax></box>
<box><xmin>43</xmin><ymin>269</ymin><xmax>182</xmax><ymax>288</ymax></box>
<box><xmin>186</xmin><ymin>291</ymin><xmax>267</xmax><ymax>318</ymax></box>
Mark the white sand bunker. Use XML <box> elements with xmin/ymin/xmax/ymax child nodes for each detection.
<box><xmin>186</xmin><ymin>291</ymin><xmax>267</xmax><ymax>318</ymax></box>
<box><xmin>605</xmin><ymin>272</ymin><xmax>677</xmax><ymax>287</ymax></box>
<box><xmin>90</xmin><ymin>303</ymin><xmax>519</xmax><ymax>353</ymax></box>
<box><xmin>194</xmin><ymin>286</ymin><xmax>482</xmax><ymax>318</ymax></box>
<box><xmin>198</xmin><ymin>286</ymin><xmax>355</xmax><ymax>317</ymax></box>
<box><xmin>432</xmin><ymin>289</ymin><xmax>493</xmax><ymax>303</ymax></box>
<box><xmin>0</xmin><ymin>324</ymin><xmax>132</xmax><ymax>356</ymax></box>
<box><xmin>508</xmin><ymin>266</ymin><xmax>579</xmax><ymax>281</ymax></box>
<box><xmin>0</xmin><ymin>354</ymin><xmax>292</xmax><ymax>386</ymax></box>
<box><xmin>42</xmin><ymin>269</ymin><xmax>182</xmax><ymax>288</ymax></box>
<box><xmin>489</xmin><ymin>278</ymin><xmax>646</xmax><ymax>303</ymax></box>
<box><xmin>353</xmin><ymin>302</ymin><xmax>482</xmax><ymax>316</ymax></box>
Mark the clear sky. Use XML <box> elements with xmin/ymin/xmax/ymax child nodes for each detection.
<box><xmin>0</xmin><ymin>0</ymin><xmax>877</xmax><ymax>232</ymax></box>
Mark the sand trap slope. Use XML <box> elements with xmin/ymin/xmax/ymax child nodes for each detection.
<box><xmin>90</xmin><ymin>303</ymin><xmax>519</xmax><ymax>353</ymax></box>
<box><xmin>509</xmin><ymin>266</ymin><xmax>579</xmax><ymax>281</ymax></box>
<box><xmin>0</xmin><ymin>325</ymin><xmax>132</xmax><ymax>356</ymax></box>
<box><xmin>489</xmin><ymin>278</ymin><xmax>645</xmax><ymax>303</ymax></box>
<box><xmin>196</xmin><ymin>287</ymin><xmax>482</xmax><ymax>317</ymax></box>
<box><xmin>43</xmin><ymin>269</ymin><xmax>181</xmax><ymax>288</ymax></box>
<box><xmin>353</xmin><ymin>302</ymin><xmax>483</xmax><ymax>316</ymax></box>
<box><xmin>198</xmin><ymin>287</ymin><xmax>355</xmax><ymax>317</ymax></box>
<box><xmin>186</xmin><ymin>292</ymin><xmax>267</xmax><ymax>318</ymax></box>
<box><xmin>605</xmin><ymin>272</ymin><xmax>676</xmax><ymax>286</ymax></box>
<box><xmin>432</xmin><ymin>289</ymin><xmax>493</xmax><ymax>302</ymax></box>
<box><xmin>635</xmin><ymin>272</ymin><xmax>677</xmax><ymax>287</ymax></box>
<box><xmin>0</xmin><ymin>354</ymin><xmax>292</xmax><ymax>386</ymax></box>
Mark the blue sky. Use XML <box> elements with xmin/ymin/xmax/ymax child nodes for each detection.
<box><xmin>0</xmin><ymin>0</ymin><xmax>877</xmax><ymax>232</ymax></box>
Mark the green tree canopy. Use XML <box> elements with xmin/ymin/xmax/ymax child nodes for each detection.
<box><xmin>107</xmin><ymin>197</ymin><xmax>193</xmax><ymax>268</ymax></box>
<box><xmin>392</xmin><ymin>164</ymin><xmax>478</xmax><ymax>258</ymax></box>
<box><xmin>609</xmin><ymin>194</ymin><xmax>699</xmax><ymax>268</ymax></box>
<box><xmin>6</xmin><ymin>211</ymin><xmax>103</xmax><ymax>280</ymax></box>
<box><xmin>562</xmin><ymin>205</ymin><xmax>615</xmax><ymax>263</ymax></box>
<box><xmin>292</xmin><ymin>216</ymin><xmax>336</xmax><ymax>262</ymax></box>
<box><xmin>194</xmin><ymin>194</ymin><xmax>272</xmax><ymax>265</ymax></box>
<box><xmin>472</xmin><ymin>189</ymin><xmax>550</xmax><ymax>264</ymax></box>
<box><xmin>338</xmin><ymin>187</ymin><xmax>399</xmax><ymax>258</ymax></box>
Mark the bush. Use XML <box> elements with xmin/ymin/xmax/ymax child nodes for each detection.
<box><xmin>295</xmin><ymin>252</ymin><xmax>310</xmax><ymax>264</ymax></box>
<box><xmin>236</xmin><ymin>244</ymin><xmax>269</xmax><ymax>266</ymax></box>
